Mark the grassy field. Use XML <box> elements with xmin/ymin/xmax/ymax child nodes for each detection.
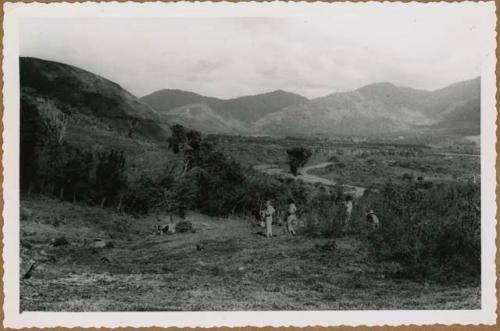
<box><xmin>210</xmin><ymin>135</ymin><xmax>480</xmax><ymax>189</ymax></box>
<box><xmin>20</xmin><ymin>197</ymin><xmax>480</xmax><ymax>311</ymax></box>
<box><xmin>308</xmin><ymin>153</ymin><xmax>480</xmax><ymax>188</ymax></box>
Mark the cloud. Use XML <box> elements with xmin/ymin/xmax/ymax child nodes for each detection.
<box><xmin>19</xmin><ymin>4</ymin><xmax>491</xmax><ymax>99</ymax></box>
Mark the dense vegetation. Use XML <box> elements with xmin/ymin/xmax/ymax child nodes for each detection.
<box><xmin>21</xmin><ymin>97</ymin><xmax>128</xmax><ymax>207</ymax></box>
<box><xmin>21</xmin><ymin>101</ymin><xmax>480</xmax><ymax>285</ymax></box>
<box><xmin>354</xmin><ymin>181</ymin><xmax>480</xmax><ymax>283</ymax></box>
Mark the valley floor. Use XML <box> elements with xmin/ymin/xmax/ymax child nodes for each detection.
<box><xmin>20</xmin><ymin>197</ymin><xmax>480</xmax><ymax>311</ymax></box>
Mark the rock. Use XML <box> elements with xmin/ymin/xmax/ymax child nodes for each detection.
<box><xmin>50</xmin><ymin>236</ymin><xmax>68</xmax><ymax>247</ymax></box>
<box><xmin>326</xmin><ymin>239</ymin><xmax>337</xmax><ymax>251</ymax></box>
<box><xmin>90</xmin><ymin>240</ymin><xmax>114</xmax><ymax>249</ymax></box>
<box><xmin>316</xmin><ymin>239</ymin><xmax>336</xmax><ymax>252</ymax></box>
<box><xmin>100</xmin><ymin>256</ymin><xmax>111</xmax><ymax>263</ymax></box>
<box><xmin>91</xmin><ymin>240</ymin><xmax>107</xmax><ymax>248</ymax></box>
<box><xmin>196</xmin><ymin>243</ymin><xmax>204</xmax><ymax>251</ymax></box>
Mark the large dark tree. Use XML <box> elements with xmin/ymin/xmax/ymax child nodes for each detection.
<box><xmin>167</xmin><ymin>124</ymin><xmax>188</xmax><ymax>153</ymax></box>
<box><xmin>287</xmin><ymin>147</ymin><xmax>312</xmax><ymax>176</ymax></box>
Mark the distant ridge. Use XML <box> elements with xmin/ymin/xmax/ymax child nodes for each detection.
<box><xmin>141</xmin><ymin>88</ymin><xmax>308</xmax><ymax>121</ymax></box>
<box><xmin>21</xmin><ymin>56</ymin><xmax>479</xmax><ymax>138</ymax></box>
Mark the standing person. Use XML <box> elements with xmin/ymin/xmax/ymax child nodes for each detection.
<box><xmin>342</xmin><ymin>195</ymin><xmax>353</xmax><ymax>233</ymax></box>
<box><xmin>365</xmin><ymin>209</ymin><xmax>380</xmax><ymax>229</ymax></box>
<box><xmin>287</xmin><ymin>199</ymin><xmax>298</xmax><ymax>236</ymax></box>
<box><xmin>264</xmin><ymin>200</ymin><xmax>275</xmax><ymax>238</ymax></box>
<box><xmin>344</xmin><ymin>196</ymin><xmax>353</xmax><ymax>221</ymax></box>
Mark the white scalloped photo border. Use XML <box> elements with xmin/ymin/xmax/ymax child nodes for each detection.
<box><xmin>2</xmin><ymin>1</ymin><xmax>497</xmax><ymax>328</ymax></box>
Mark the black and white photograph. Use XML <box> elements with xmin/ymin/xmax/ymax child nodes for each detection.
<box><xmin>2</xmin><ymin>1</ymin><xmax>497</xmax><ymax>328</ymax></box>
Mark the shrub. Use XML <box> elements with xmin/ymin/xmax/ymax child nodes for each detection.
<box><xmin>191</xmin><ymin>148</ymin><xmax>244</xmax><ymax>216</ymax></box>
<box><xmin>176</xmin><ymin>220</ymin><xmax>195</xmax><ymax>233</ymax></box>
<box><xmin>301</xmin><ymin>188</ymin><xmax>345</xmax><ymax>238</ymax></box>
<box><xmin>328</xmin><ymin>155</ymin><xmax>339</xmax><ymax>163</ymax></box>
<box><xmin>355</xmin><ymin>181</ymin><xmax>480</xmax><ymax>282</ymax></box>
<box><xmin>122</xmin><ymin>174</ymin><xmax>168</xmax><ymax>215</ymax></box>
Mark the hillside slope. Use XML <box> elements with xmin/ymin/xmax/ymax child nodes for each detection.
<box><xmin>20</xmin><ymin>57</ymin><xmax>171</xmax><ymax>146</ymax></box>
<box><xmin>256</xmin><ymin>78</ymin><xmax>480</xmax><ymax>137</ymax></box>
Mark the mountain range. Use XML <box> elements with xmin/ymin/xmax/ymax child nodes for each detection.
<box><xmin>142</xmin><ymin>78</ymin><xmax>479</xmax><ymax>137</ymax></box>
<box><xmin>20</xmin><ymin>57</ymin><xmax>480</xmax><ymax>140</ymax></box>
<box><xmin>253</xmin><ymin>79</ymin><xmax>480</xmax><ymax>137</ymax></box>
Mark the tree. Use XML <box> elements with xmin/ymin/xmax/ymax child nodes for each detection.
<box><xmin>35</xmin><ymin>100</ymin><xmax>70</xmax><ymax>196</ymax></box>
<box><xmin>62</xmin><ymin>147</ymin><xmax>93</xmax><ymax>202</ymax></box>
<box><xmin>167</xmin><ymin>125</ymin><xmax>207</xmax><ymax>175</ymax></box>
<box><xmin>167</xmin><ymin>124</ymin><xmax>188</xmax><ymax>154</ymax></box>
<box><xmin>127</xmin><ymin>119</ymin><xmax>140</xmax><ymax>138</ymax></box>
<box><xmin>95</xmin><ymin>149</ymin><xmax>127</xmax><ymax>208</ymax></box>
<box><xmin>21</xmin><ymin>98</ymin><xmax>69</xmax><ymax>195</ymax></box>
<box><xmin>287</xmin><ymin>147</ymin><xmax>312</xmax><ymax>176</ymax></box>
<box><xmin>20</xmin><ymin>97</ymin><xmax>43</xmax><ymax>193</ymax></box>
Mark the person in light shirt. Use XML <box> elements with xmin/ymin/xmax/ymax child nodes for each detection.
<box><xmin>286</xmin><ymin>199</ymin><xmax>298</xmax><ymax>236</ymax></box>
<box><xmin>342</xmin><ymin>195</ymin><xmax>353</xmax><ymax>233</ymax></box>
<box><xmin>263</xmin><ymin>200</ymin><xmax>275</xmax><ymax>238</ymax></box>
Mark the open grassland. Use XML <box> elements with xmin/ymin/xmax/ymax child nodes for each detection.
<box><xmin>20</xmin><ymin>197</ymin><xmax>479</xmax><ymax>311</ymax></box>
<box><xmin>308</xmin><ymin>153</ymin><xmax>479</xmax><ymax>188</ymax></box>
<box><xmin>211</xmin><ymin>135</ymin><xmax>480</xmax><ymax>188</ymax></box>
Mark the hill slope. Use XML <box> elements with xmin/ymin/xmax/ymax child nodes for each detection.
<box><xmin>141</xmin><ymin>89</ymin><xmax>308</xmax><ymax>133</ymax></box>
<box><xmin>255</xmin><ymin>78</ymin><xmax>480</xmax><ymax>137</ymax></box>
<box><xmin>20</xmin><ymin>57</ymin><xmax>171</xmax><ymax>146</ymax></box>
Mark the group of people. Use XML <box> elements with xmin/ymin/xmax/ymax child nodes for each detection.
<box><xmin>259</xmin><ymin>199</ymin><xmax>298</xmax><ymax>238</ymax></box>
<box><xmin>257</xmin><ymin>196</ymin><xmax>380</xmax><ymax>239</ymax></box>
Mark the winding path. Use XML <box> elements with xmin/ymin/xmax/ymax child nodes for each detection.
<box><xmin>254</xmin><ymin>162</ymin><xmax>365</xmax><ymax>199</ymax></box>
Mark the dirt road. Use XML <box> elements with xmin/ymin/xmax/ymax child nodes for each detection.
<box><xmin>254</xmin><ymin>162</ymin><xmax>365</xmax><ymax>198</ymax></box>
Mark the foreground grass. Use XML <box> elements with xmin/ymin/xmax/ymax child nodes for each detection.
<box><xmin>20</xmin><ymin>197</ymin><xmax>480</xmax><ymax>311</ymax></box>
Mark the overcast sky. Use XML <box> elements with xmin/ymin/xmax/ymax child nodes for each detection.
<box><xmin>19</xmin><ymin>3</ymin><xmax>492</xmax><ymax>99</ymax></box>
